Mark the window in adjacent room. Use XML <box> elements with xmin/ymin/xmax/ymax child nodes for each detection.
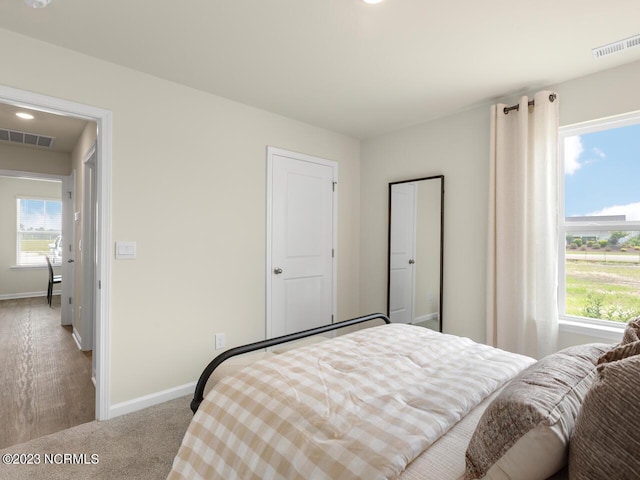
<box><xmin>16</xmin><ymin>197</ymin><xmax>62</xmax><ymax>266</ymax></box>
<box><xmin>559</xmin><ymin>112</ymin><xmax>640</xmax><ymax>326</ymax></box>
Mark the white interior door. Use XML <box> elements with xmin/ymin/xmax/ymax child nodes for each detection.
<box><xmin>267</xmin><ymin>147</ymin><xmax>337</xmax><ymax>338</ymax></box>
<box><xmin>61</xmin><ymin>173</ymin><xmax>75</xmax><ymax>326</ymax></box>
<box><xmin>389</xmin><ymin>182</ymin><xmax>416</xmax><ymax>324</ymax></box>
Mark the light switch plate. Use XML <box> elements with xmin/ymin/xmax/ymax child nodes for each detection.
<box><xmin>215</xmin><ymin>333</ymin><xmax>226</xmax><ymax>350</ymax></box>
<box><xmin>115</xmin><ymin>241</ymin><xmax>137</xmax><ymax>259</ymax></box>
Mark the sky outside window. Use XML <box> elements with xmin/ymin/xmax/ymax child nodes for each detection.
<box><xmin>565</xmin><ymin>123</ymin><xmax>640</xmax><ymax>219</ymax></box>
<box><xmin>19</xmin><ymin>199</ymin><xmax>62</xmax><ymax>231</ymax></box>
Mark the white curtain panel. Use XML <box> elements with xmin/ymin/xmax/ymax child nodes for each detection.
<box><xmin>486</xmin><ymin>91</ymin><xmax>559</xmax><ymax>358</ymax></box>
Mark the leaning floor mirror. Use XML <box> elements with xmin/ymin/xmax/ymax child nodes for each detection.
<box><xmin>387</xmin><ymin>175</ymin><xmax>444</xmax><ymax>331</ymax></box>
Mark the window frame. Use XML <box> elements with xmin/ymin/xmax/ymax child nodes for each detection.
<box><xmin>15</xmin><ymin>195</ymin><xmax>63</xmax><ymax>267</ymax></box>
<box><xmin>558</xmin><ymin>110</ymin><xmax>640</xmax><ymax>333</ymax></box>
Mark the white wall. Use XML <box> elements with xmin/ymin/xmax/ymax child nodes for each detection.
<box><xmin>361</xmin><ymin>108</ymin><xmax>490</xmax><ymax>341</ymax></box>
<box><xmin>0</xmin><ymin>143</ymin><xmax>70</xmax><ymax>175</ymax></box>
<box><xmin>360</xmin><ymin>59</ymin><xmax>640</xmax><ymax>346</ymax></box>
<box><xmin>0</xmin><ymin>28</ymin><xmax>361</xmax><ymax>406</ymax></box>
<box><xmin>0</xmin><ymin>143</ymin><xmax>70</xmax><ymax>298</ymax></box>
<box><xmin>0</xmin><ymin>176</ymin><xmax>62</xmax><ymax>297</ymax></box>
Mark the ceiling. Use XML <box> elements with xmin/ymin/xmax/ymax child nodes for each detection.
<box><xmin>0</xmin><ymin>102</ymin><xmax>89</xmax><ymax>153</ymax></box>
<box><xmin>0</xmin><ymin>0</ymin><xmax>639</xmax><ymax>139</ymax></box>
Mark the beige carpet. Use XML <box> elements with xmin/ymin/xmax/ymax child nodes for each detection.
<box><xmin>0</xmin><ymin>395</ymin><xmax>192</xmax><ymax>480</ymax></box>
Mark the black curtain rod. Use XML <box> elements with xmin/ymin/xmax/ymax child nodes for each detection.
<box><xmin>503</xmin><ymin>93</ymin><xmax>557</xmax><ymax>115</ymax></box>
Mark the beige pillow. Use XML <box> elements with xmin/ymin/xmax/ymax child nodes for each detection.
<box><xmin>569</xmin><ymin>355</ymin><xmax>640</xmax><ymax>479</ymax></box>
<box><xmin>465</xmin><ymin>343</ymin><xmax>610</xmax><ymax>480</ymax></box>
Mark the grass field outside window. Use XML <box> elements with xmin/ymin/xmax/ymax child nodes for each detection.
<box><xmin>566</xmin><ymin>256</ymin><xmax>640</xmax><ymax>323</ymax></box>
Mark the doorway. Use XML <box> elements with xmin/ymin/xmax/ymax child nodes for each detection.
<box><xmin>0</xmin><ymin>84</ymin><xmax>112</xmax><ymax>420</ymax></box>
<box><xmin>266</xmin><ymin>147</ymin><xmax>337</xmax><ymax>338</ymax></box>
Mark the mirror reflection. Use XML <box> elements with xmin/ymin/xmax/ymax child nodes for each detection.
<box><xmin>387</xmin><ymin>175</ymin><xmax>444</xmax><ymax>331</ymax></box>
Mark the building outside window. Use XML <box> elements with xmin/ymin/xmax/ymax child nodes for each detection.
<box><xmin>16</xmin><ymin>197</ymin><xmax>62</xmax><ymax>266</ymax></box>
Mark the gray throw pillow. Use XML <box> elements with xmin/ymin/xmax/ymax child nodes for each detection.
<box><xmin>597</xmin><ymin>339</ymin><xmax>640</xmax><ymax>365</ymax></box>
<box><xmin>597</xmin><ymin>318</ymin><xmax>640</xmax><ymax>365</ymax></box>
<box><xmin>465</xmin><ymin>343</ymin><xmax>610</xmax><ymax>480</ymax></box>
<box><xmin>621</xmin><ymin>317</ymin><xmax>640</xmax><ymax>344</ymax></box>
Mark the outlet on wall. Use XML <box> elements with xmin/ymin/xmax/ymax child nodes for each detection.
<box><xmin>215</xmin><ymin>333</ymin><xmax>226</xmax><ymax>350</ymax></box>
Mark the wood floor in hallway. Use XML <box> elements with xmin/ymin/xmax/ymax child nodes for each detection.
<box><xmin>0</xmin><ymin>297</ymin><xmax>94</xmax><ymax>449</ymax></box>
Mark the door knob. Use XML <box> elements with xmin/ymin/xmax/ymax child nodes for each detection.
<box><xmin>408</xmin><ymin>259</ymin><xmax>415</xmax><ymax>265</ymax></box>
<box><xmin>273</xmin><ymin>267</ymin><xmax>283</xmax><ymax>274</ymax></box>
<box><xmin>68</xmin><ymin>259</ymin><xmax>75</xmax><ymax>263</ymax></box>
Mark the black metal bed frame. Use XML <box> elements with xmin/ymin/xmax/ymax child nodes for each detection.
<box><xmin>190</xmin><ymin>313</ymin><xmax>391</xmax><ymax>413</ymax></box>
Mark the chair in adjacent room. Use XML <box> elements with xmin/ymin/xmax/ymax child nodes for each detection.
<box><xmin>46</xmin><ymin>256</ymin><xmax>62</xmax><ymax>307</ymax></box>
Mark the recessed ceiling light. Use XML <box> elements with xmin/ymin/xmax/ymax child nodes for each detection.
<box><xmin>16</xmin><ymin>112</ymin><xmax>35</xmax><ymax>120</ymax></box>
<box><xmin>362</xmin><ymin>0</ymin><xmax>384</xmax><ymax>4</ymax></box>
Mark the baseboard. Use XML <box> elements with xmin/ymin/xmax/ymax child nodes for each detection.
<box><xmin>72</xmin><ymin>328</ymin><xmax>83</xmax><ymax>350</ymax></box>
<box><xmin>0</xmin><ymin>291</ymin><xmax>47</xmax><ymax>300</ymax></box>
<box><xmin>108</xmin><ymin>381</ymin><xmax>197</xmax><ymax>419</ymax></box>
<box><xmin>413</xmin><ymin>312</ymin><xmax>439</xmax><ymax>324</ymax></box>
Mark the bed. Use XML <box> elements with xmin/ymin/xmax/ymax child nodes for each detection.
<box><xmin>168</xmin><ymin>314</ymin><xmax>640</xmax><ymax>480</ymax></box>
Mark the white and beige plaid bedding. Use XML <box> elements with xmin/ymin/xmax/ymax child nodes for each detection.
<box><xmin>168</xmin><ymin>324</ymin><xmax>534</xmax><ymax>480</ymax></box>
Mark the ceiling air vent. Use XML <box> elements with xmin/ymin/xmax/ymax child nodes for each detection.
<box><xmin>592</xmin><ymin>34</ymin><xmax>640</xmax><ymax>58</ymax></box>
<box><xmin>0</xmin><ymin>127</ymin><xmax>55</xmax><ymax>149</ymax></box>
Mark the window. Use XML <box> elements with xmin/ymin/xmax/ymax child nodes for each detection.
<box><xmin>559</xmin><ymin>112</ymin><xmax>640</xmax><ymax>326</ymax></box>
<box><xmin>16</xmin><ymin>197</ymin><xmax>62</xmax><ymax>266</ymax></box>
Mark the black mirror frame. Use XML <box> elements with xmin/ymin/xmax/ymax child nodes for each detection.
<box><xmin>387</xmin><ymin>175</ymin><xmax>444</xmax><ymax>332</ymax></box>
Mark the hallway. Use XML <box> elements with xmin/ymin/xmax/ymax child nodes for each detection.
<box><xmin>0</xmin><ymin>297</ymin><xmax>94</xmax><ymax>449</ymax></box>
